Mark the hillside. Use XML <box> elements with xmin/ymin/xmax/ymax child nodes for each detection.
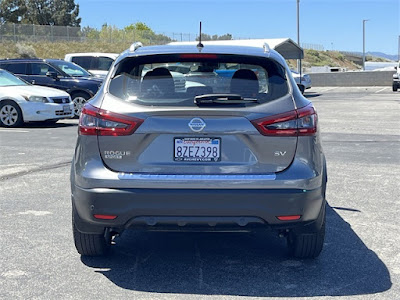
<box><xmin>287</xmin><ymin>49</ymin><xmax>362</xmax><ymax>70</ymax></box>
<box><xmin>0</xmin><ymin>41</ymin><xmax>375</xmax><ymax>71</ymax></box>
<box><xmin>0</xmin><ymin>41</ymin><xmax>130</xmax><ymax>60</ymax></box>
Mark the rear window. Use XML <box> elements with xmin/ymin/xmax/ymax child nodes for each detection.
<box><xmin>72</xmin><ymin>56</ymin><xmax>114</xmax><ymax>71</ymax></box>
<box><xmin>71</xmin><ymin>56</ymin><xmax>93</xmax><ymax>70</ymax></box>
<box><xmin>97</xmin><ymin>57</ymin><xmax>114</xmax><ymax>71</ymax></box>
<box><xmin>108</xmin><ymin>54</ymin><xmax>288</xmax><ymax>107</ymax></box>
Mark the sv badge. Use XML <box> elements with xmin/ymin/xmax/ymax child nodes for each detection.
<box><xmin>274</xmin><ymin>151</ymin><xmax>287</xmax><ymax>157</ymax></box>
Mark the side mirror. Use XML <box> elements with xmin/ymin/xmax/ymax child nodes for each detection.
<box><xmin>46</xmin><ymin>71</ymin><xmax>59</xmax><ymax>79</ymax></box>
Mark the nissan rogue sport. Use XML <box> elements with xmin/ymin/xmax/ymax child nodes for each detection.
<box><xmin>70</xmin><ymin>42</ymin><xmax>327</xmax><ymax>259</ymax></box>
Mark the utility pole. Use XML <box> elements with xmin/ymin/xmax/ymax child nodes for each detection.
<box><xmin>398</xmin><ymin>35</ymin><xmax>400</xmax><ymax>61</ymax></box>
<box><xmin>362</xmin><ymin>19</ymin><xmax>368</xmax><ymax>71</ymax></box>
<box><xmin>297</xmin><ymin>0</ymin><xmax>302</xmax><ymax>83</ymax></box>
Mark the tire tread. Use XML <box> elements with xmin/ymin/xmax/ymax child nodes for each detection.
<box><xmin>287</xmin><ymin>206</ymin><xmax>326</xmax><ymax>259</ymax></box>
<box><xmin>72</xmin><ymin>218</ymin><xmax>110</xmax><ymax>256</ymax></box>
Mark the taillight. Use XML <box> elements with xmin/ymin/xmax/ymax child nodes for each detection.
<box><xmin>251</xmin><ymin>104</ymin><xmax>317</xmax><ymax>136</ymax></box>
<box><xmin>79</xmin><ymin>104</ymin><xmax>143</xmax><ymax>136</ymax></box>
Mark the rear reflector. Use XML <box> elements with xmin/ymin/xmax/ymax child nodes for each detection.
<box><xmin>276</xmin><ymin>215</ymin><xmax>301</xmax><ymax>221</ymax></box>
<box><xmin>93</xmin><ymin>214</ymin><xmax>117</xmax><ymax>220</ymax></box>
<box><xmin>251</xmin><ymin>103</ymin><xmax>317</xmax><ymax>136</ymax></box>
<box><xmin>79</xmin><ymin>104</ymin><xmax>143</xmax><ymax>136</ymax></box>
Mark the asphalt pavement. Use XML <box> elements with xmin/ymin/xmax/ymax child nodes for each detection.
<box><xmin>0</xmin><ymin>86</ymin><xmax>399</xmax><ymax>299</ymax></box>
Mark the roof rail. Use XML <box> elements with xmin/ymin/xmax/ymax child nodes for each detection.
<box><xmin>129</xmin><ymin>42</ymin><xmax>143</xmax><ymax>52</ymax></box>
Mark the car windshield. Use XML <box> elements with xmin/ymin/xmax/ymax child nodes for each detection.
<box><xmin>0</xmin><ymin>69</ymin><xmax>28</xmax><ymax>86</ymax></box>
<box><xmin>50</xmin><ymin>60</ymin><xmax>92</xmax><ymax>77</ymax></box>
<box><xmin>108</xmin><ymin>54</ymin><xmax>288</xmax><ymax>107</ymax></box>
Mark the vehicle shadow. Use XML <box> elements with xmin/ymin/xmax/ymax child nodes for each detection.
<box><xmin>23</xmin><ymin>121</ymin><xmax>77</xmax><ymax>129</ymax></box>
<box><xmin>81</xmin><ymin>204</ymin><xmax>391</xmax><ymax>297</ymax></box>
<box><xmin>304</xmin><ymin>92</ymin><xmax>321</xmax><ymax>98</ymax></box>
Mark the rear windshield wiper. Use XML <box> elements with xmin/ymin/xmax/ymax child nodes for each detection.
<box><xmin>194</xmin><ymin>94</ymin><xmax>258</xmax><ymax>105</ymax></box>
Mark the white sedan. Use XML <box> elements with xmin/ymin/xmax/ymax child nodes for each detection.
<box><xmin>0</xmin><ymin>69</ymin><xmax>74</xmax><ymax>127</ymax></box>
<box><xmin>291</xmin><ymin>70</ymin><xmax>312</xmax><ymax>94</ymax></box>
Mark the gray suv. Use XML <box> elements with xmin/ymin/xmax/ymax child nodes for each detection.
<box><xmin>70</xmin><ymin>42</ymin><xmax>327</xmax><ymax>258</ymax></box>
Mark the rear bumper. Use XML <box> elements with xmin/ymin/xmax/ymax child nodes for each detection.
<box><xmin>72</xmin><ymin>184</ymin><xmax>325</xmax><ymax>234</ymax></box>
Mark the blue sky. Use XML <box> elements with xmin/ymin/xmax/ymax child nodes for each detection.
<box><xmin>76</xmin><ymin>0</ymin><xmax>399</xmax><ymax>55</ymax></box>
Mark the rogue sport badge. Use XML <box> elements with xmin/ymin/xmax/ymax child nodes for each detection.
<box><xmin>188</xmin><ymin>118</ymin><xmax>206</xmax><ymax>132</ymax></box>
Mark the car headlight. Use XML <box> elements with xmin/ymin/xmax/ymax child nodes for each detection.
<box><xmin>24</xmin><ymin>96</ymin><xmax>49</xmax><ymax>103</ymax></box>
<box><xmin>393</xmin><ymin>74</ymin><xmax>399</xmax><ymax>79</ymax></box>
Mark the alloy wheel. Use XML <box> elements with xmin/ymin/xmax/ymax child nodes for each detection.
<box><xmin>73</xmin><ymin>96</ymin><xmax>88</xmax><ymax>117</ymax></box>
<box><xmin>0</xmin><ymin>104</ymin><xmax>19</xmax><ymax>126</ymax></box>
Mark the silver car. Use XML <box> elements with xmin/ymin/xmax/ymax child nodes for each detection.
<box><xmin>70</xmin><ymin>42</ymin><xmax>327</xmax><ymax>258</ymax></box>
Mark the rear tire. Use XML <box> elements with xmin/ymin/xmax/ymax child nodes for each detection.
<box><xmin>393</xmin><ymin>83</ymin><xmax>398</xmax><ymax>92</ymax></box>
<box><xmin>287</xmin><ymin>203</ymin><xmax>326</xmax><ymax>259</ymax></box>
<box><xmin>298</xmin><ymin>84</ymin><xmax>305</xmax><ymax>94</ymax></box>
<box><xmin>72</xmin><ymin>214</ymin><xmax>111</xmax><ymax>256</ymax></box>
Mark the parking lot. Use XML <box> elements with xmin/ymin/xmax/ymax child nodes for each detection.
<box><xmin>0</xmin><ymin>86</ymin><xmax>399</xmax><ymax>299</ymax></box>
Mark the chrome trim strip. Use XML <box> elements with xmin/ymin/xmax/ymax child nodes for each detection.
<box><xmin>118</xmin><ymin>173</ymin><xmax>276</xmax><ymax>181</ymax></box>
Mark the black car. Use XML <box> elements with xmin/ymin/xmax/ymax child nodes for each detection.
<box><xmin>0</xmin><ymin>58</ymin><xmax>103</xmax><ymax>117</ymax></box>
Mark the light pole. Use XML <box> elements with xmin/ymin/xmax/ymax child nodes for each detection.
<box><xmin>362</xmin><ymin>19</ymin><xmax>369</xmax><ymax>71</ymax></box>
<box><xmin>297</xmin><ymin>0</ymin><xmax>302</xmax><ymax>82</ymax></box>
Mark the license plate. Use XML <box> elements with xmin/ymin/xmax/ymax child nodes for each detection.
<box><xmin>63</xmin><ymin>105</ymin><xmax>72</xmax><ymax>113</ymax></box>
<box><xmin>174</xmin><ymin>137</ymin><xmax>221</xmax><ymax>162</ymax></box>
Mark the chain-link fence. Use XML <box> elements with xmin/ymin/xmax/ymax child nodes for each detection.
<box><xmin>0</xmin><ymin>23</ymin><xmax>196</xmax><ymax>45</ymax></box>
<box><xmin>301</xmin><ymin>43</ymin><xmax>324</xmax><ymax>51</ymax></box>
<box><xmin>0</xmin><ymin>23</ymin><xmax>82</xmax><ymax>42</ymax></box>
<box><xmin>0</xmin><ymin>23</ymin><xmax>326</xmax><ymax>50</ymax></box>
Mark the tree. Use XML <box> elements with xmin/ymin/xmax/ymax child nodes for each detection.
<box><xmin>81</xmin><ymin>26</ymin><xmax>99</xmax><ymax>39</ymax></box>
<box><xmin>0</xmin><ymin>0</ymin><xmax>27</xmax><ymax>24</ymax></box>
<box><xmin>217</xmin><ymin>33</ymin><xmax>232</xmax><ymax>40</ymax></box>
<box><xmin>124</xmin><ymin>22</ymin><xmax>171</xmax><ymax>45</ymax></box>
<box><xmin>124</xmin><ymin>22</ymin><xmax>152</xmax><ymax>33</ymax></box>
<box><xmin>0</xmin><ymin>0</ymin><xmax>80</xmax><ymax>26</ymax></box>
<box><xmin>50</xmin><ymin>0</ymin><xmax>81</xmax><ymax>26</ymax></box>
<box><xmin>196</xmin><ymin>33</ymin><xmax>212</xmax><ymax>41</ymax></box>
<box><xmin>196</xmin><ymin>33</ymin><xmax>233</xmax><ymax>41</ymax></box>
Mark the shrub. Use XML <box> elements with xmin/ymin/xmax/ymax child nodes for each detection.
<box><xmin>16</xmin><ymin>43</ymin><xmax>37</xmax><ymax>58</ymax></box>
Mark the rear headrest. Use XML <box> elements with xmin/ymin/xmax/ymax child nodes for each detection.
<box><xmin>230</xmin><ymin>69</ymin><xmax>259</xmax><ymax>98</ymax></box>
<box><xmin>142</xmin><ymin>67</ymin><xmax>175</xmax><ymax>95</ymax></box>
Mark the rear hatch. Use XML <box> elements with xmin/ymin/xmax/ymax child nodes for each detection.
<box><xmin>93</xmin><ymin>53</ymin><xmax>299</xmax><ymax>175</ymax></box>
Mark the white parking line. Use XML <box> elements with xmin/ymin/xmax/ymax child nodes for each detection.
<box><xmin>322</xmin><ymin>87</ymin><xmax>337</xmax><ymax>93</ymax></box>
<box><xmin>0</xmin><ymin>129</ymin><xmax>29</xmax><ymax>133</ymax></box>
<box><xmin>375</xmin><ymin>87</ymin><xmax>388</xmax><ymax>93</ymax></box>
